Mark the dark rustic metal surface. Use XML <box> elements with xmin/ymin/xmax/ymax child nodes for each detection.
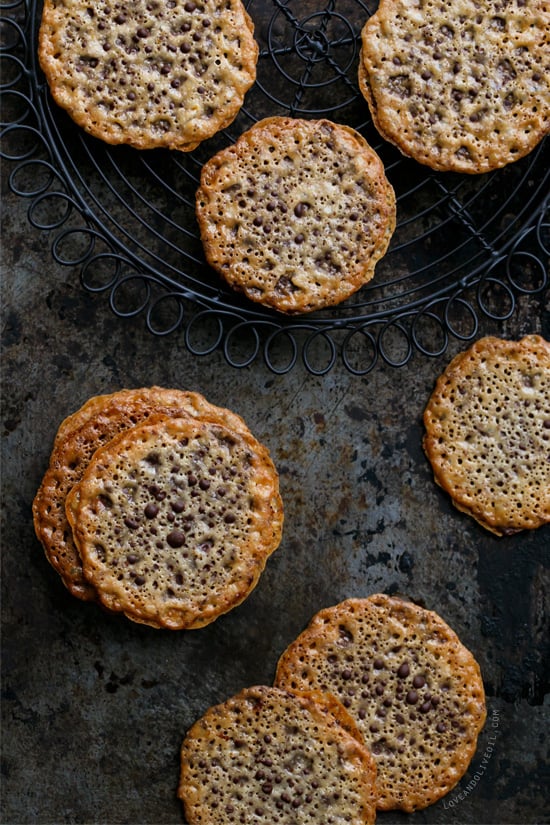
<box><xmin>2</xmin><ymin>176</ymin><xmax>549</xmax><ymax>824</ymax></box>
<box><xmin>2</xmin><ymin>0</ymin><xmax>550</xmax><ymax>820</ymax></box>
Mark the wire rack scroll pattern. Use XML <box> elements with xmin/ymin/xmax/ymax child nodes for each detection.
<box><xmin>2</xmin><ymin>0</ymin><xmax>549</xmax><ymax>374</ymax></box>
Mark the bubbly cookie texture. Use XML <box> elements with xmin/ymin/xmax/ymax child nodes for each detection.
<box><xmin>38</xmin><ymin>0</ymin><xmax>258</xmax><ymax>149</ymax></box>
<box><xmin>359</xmin><ymin>0</ymin><xmax>550</xmax><ymax>172</ymax></box>
<box><xmin>423</xmin><ymin>335</ymin><xmax>550</xmax><ymax>535</ymax></box>
<box><xmin>179</xmin><ymin>685</ymin><xmax>378</xmax><ymax>824</ymax></box>
<box><xmin>196</xmin><ymin>116</ymin><xmax>396</xmax><ymax>313</ymax></box>
<box><xmin>32</xmin><ymin>387</ymin><xmax>271</xmax><ymax>604</ymax></box>
<box><xmin>65</xmin><ymin>415</ymin><xmax>283</xmax><ymax>629</ymax></box>
<box><xmin>275</xmin><ymin>594</ymin><xmax>487</xmax><ymax>812</ymax></box>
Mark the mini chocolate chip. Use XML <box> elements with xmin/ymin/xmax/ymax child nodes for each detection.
<box><xmin>134</xmin><ymin>575</ymin><xmax>146</xmax><ymax>585</ymax></box>
<box><xmin>436</xmin><ymin>722</ymin><xmax>447</xmax><ymax>733</ymax></box>
<box><xmin>431</xmin><ymin>695</ymin><xmax>440</xmax><ymax>706</ymax></box>
<box><xmin>294</xmin><ymin>202</ymin><xmax>309</xmax><ymax>217</ymax></box>
<box><xmin>167</xmin><ymin>529</ymin><xmax>186</xmax><ymax>548</ymax></box>
<box><xmin>199</xmin><ymin>478</ymin><xmax>210</xmax><ymax>490</ymax></box>
<box><xmin>144</xmin><ymin>502</ymin><xmax>159</xmax><ymax>518</ymax></box>
<box><xmin>373</xmin><ymin>658</ymin><xmax>384</xmax><ymax>669</ymax></box>
<box><xmin>224</xmin><ymin>513</ymin><xmax>236</xmax><ymax>524</ymax></box>
<box><xmin>124</xmin><ymin>517</ymin><xmax>139</xmax><ymax>529</ymax></box>
<box><xmin>294</xmin><ymin>233</ymin><xmax>305</xmax><ymax>244</ymax></box>
<box><xmin>413</xmin><ymin>674</ymin><xmax>425</xmax><ymax>688</ymax></box>
<box><xmin>136</xmin><ymin>27</ymin><xmax>149</xmax><ymax>38</ymax></box>
<box><xmin>406</xmin><ymin>690</ymin><xmax>419</xmax><ymax>704</ymax></box>
<box><xmin>115</xmin><ymin>13</ymin><xmax>126</xmax><ymax>23</ymax></box>
<box><xmin>127</xmin><ymin>554</ymin><xmax>138</xmax><ymax>564</ymax></box>
<box><xmin>397</xmin><ymin>663</ymin><xmax>410</xmax><ymax>678</ymax></box>
<box><xmin>184</xmin><ymin>0</ymin><xmax>196</xmax><ymax>9</ymax></box>
<box><xmin>342</xmin><ymin>668</ymin><xmax>352</xmax><ymax>680</ymax></box>
<box><xmin>375</xmin><ymin>684</ymin><xmax>384</xmax><ymax>696</ymax></box>
<box><xmin>420</xmin><ymin>701</ymin><xmax>432</xmax><ymax>713</ymax></box>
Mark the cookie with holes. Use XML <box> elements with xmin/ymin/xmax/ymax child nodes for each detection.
<box><xmin>64</xmin><ymin>413</ymin><xmax>283</xmax><ymax>629</ymax></box>
<box><xmin>275</xmin><ymin>594</ymin><xmax>487</xmax><ymax>812</ymax></box>
<box><xmin>196</xmin><ymin>116</ymin><xmax>396</xmax><ymax>313</ymax></box>
<box><xmin>178</xmin><ymin>685</ymin><xmax>378</xmax><ymax>824</ymax></box>
<box><xmin>423</xmin><ymin>335</ymin><xmax>550</xmax><ymax>535</ymax></box>
<box><xmin>33</xmin><ymin>387</ymin><xmax>267</xmax><ymax>603</ymax></box>
<box><xmin>358</xmin><ymin>0</ymin><xmax>550</xmax><ymax>173</ymax></box>
<box><xmin>38</xmin><ymin>0</ymin><xmax>258</xmax><ymax>150</ymax></box>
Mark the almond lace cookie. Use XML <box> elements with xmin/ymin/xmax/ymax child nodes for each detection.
<box><xmin>358</xmin><ymin>0</ymin><xmax>550</xmax><ymax>173</ymax></box>
<box><xmin>178</xmin><ymin>685</ymin><xmax>378</xmax><ymax>824</ymax></box>
<box><xmin>423</xmin><ymin>335</ymin><xmax>550</xmax><ymax>536</ymax></box>
<box><xmin>65</xmin><ymin>414</ymin><xmax>283</xmax><ymax>629</ymax></box>
<box><xmin>196</xmin><ymin>116</ymin><xmax>396</xmax><ymax>313</ymax></box>
<box><xmin>32</xmin><ymin>387</ymin><xmax>281</xmax><ymax>617</ymax></box>
<box><xmin>38</xmin><ymin>0</ymin><xmax>258</xmax><ymax>150</ymax></box>
<box><xmin>275</xmin><ymin>594</ymin><xmax>487</xmax><ymax>812</ymax></box>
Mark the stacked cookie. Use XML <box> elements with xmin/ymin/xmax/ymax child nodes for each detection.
<box><xmin>178</xmin><ymin>593</ymin><xmax>486</xmax><ymax>820</ymax></box>
<box><xmin>32</xmin><ymin>388</ymin><xmax>283</xmax><ymax>629</ymax></box>
<box><xmin>423</xmin><ymin>335</ymin><xmax>550</xmax><ymax>536</ymax></box>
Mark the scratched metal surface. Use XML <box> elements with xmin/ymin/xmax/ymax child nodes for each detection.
<box><xmin>2</xmin><ymin>172</ymin><xmax>549</xmax><ymax>825</ymax></box>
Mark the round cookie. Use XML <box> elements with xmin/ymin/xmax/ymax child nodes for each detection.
<box><xmin>196</xmin><ymin>116</ymin><xmax>396</xmax><ymax>313</ymax></box>
<box><xmin>32</xmin><ymin>387</ymin><xmax>256</xmax><ymax>601</ymax></box>
<box><xmin>38</xmin><ymin>0</ymin><xmax>258</xmax><ymax>151</ymax></box>
<box><xmin>275</xmin><ymin>594</ymin><xmax>487</xmax><ymax>812</ymax></box>
<box><xmin>423</xmin><ymin>335</ymin><xmax>550</xmax><ymax>536</ymax></box>
<box><xmin>358</xmin><ymin>0</ymin><xmax>550</xmax><ymax>173</ymax></box>
<box><xmin>65</xmin><ymin>415</ymin><xmax>283</xmax><ymax>629</ymax></box>
<box><xmin>178</xmin><ymin>685</ymin><xmax>378</xmax><ymax>824</ymax></box>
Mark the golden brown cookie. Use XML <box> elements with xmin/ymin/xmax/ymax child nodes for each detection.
<box><xmin>178</xmin><ymin>685</ymin><xmax>378</xmax><ymax>824</ymax></box>
<box><xmin>275</xmin><ymin>594</ymin><xmax>487</xmax><ymax>812</ymax></box>
<box><xmin>32</xmin><ymin>387</ymin><xmax>258</xmax><ymax>601</ymax></box>
<box><xmin>423</xmin><ymin>335</ymin><xmax>550</xmax><ymax>536</ymax></box>
<box><xmin>359</xmin><ymin>0</ymin><xmax>550</xmax><ymax>173</ymax></box>
<box><xmin>38</xmin><ymin>0</ymin><xmax>258</xmax><ymax>150</ymax></box>
<box><xmin>65</xmin><ymin>415</ymin><xmax>283</xmax><ymax>629</ymax></box>
<box><xmin>196</xmin><ymin>116</ymin><xmax>396</xmax><ymax>313</ymax></box>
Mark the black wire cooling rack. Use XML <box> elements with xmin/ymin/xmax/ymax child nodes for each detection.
<box><xmin>2</xmin><ymin>0</ymin><xmax>549</xmax><ymax>374</ymax></box>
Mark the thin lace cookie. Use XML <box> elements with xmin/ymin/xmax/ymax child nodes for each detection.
<box><xmin>423</xmin><ymin>335</ymin><xmax>550</xmax><ymax>536</ymax></box>
<box><xmin>178</xmin><ymin>685</ymin><xmax>378</xmax><ymax>824</ymax></box>
<box><xmin>275</xmin><ymin>594</ymin><xmax>487</xmax><ymax>812</ymax></box>
<box><xmin>196</xmin><ymin>116</ymin><xmax>396</xmax><ymax>313</ymax></box>
<box><xmin>38</xmin><ymin>0</ymin><xmax>258</xmax><ymax>150</ymax></box>
<box><xmin>358</xmin><ymin>0</ymin><xmax>550</xmax><ymax>173</ymax></box>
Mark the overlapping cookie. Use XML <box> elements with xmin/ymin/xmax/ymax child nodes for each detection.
<box><xmin>38</xmin><ymin>0</ymin><xmax>258</xmax><ymax>150</ymax></box>
<box><xmin>423</xmin><ymin>335</ymin><xmax>550</xmax><ymax>536</ymax></box>
<box><xmin>275</xmin><ymin>594</ymin><xmax>487</xmax><ymax>812</ymax></box>
<box><xmin>32</xmin><ymin>387</ymin><xmax>254</xmax><ymax>600</ymax></box>
<box><xmin>33</xmin><ymin>388</ymin><xmax>283</xmax><ymax>628</ymax></box>
<box><xmin>178</xmin><ymin>685</ymin><xmax>378</xmax><ymax>824</ymax></box>
<box><xmin>359</xmin><ymin>0</ymin><xmax>550</xmax><ymax>173</ymax></box>
<box><xmin>196</xmin><ymin>116</ymin><xmax>396</xmax><ymax>313</ymax></box>
<box><xmin>65</xmin><ymin>414</ymin><xmax>282</xmax><ymax>629</ymax></box>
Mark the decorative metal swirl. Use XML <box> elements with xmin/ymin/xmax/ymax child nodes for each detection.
<box><xmin>1</xmin><ymin>0</ymin><xmax>548</xmax><ymax>374</ymax></box>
